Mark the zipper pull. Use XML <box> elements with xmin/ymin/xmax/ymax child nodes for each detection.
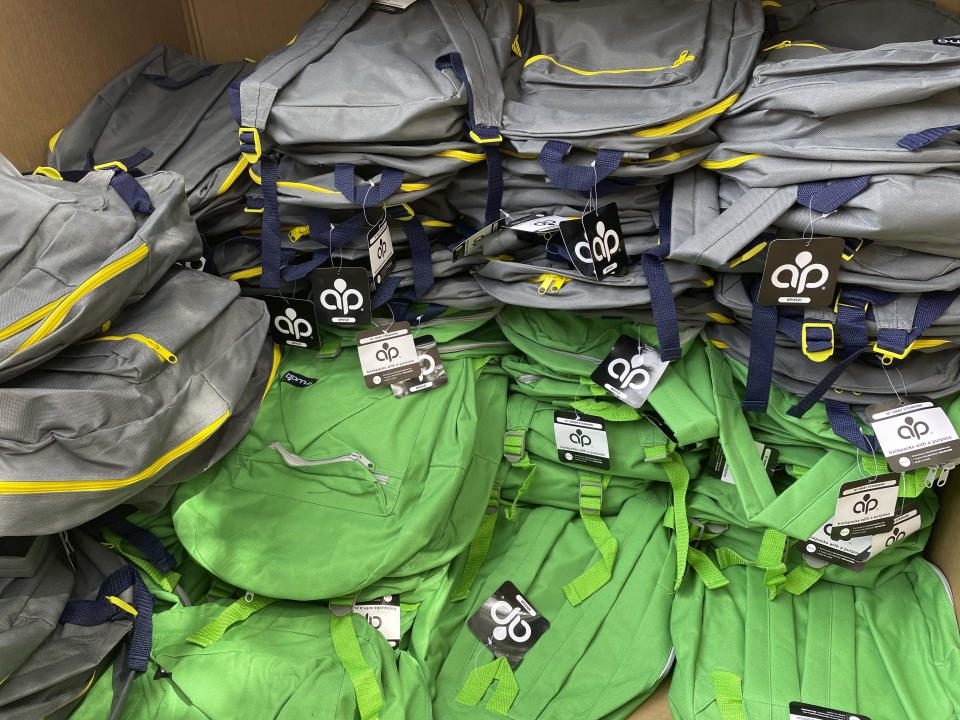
<box><xmin>764</xmin><ymin>40</ymin><xmax>792</xmax><ymax>51</ymax></box>
<box><xmin>937</xmin><ymin>464</ymin><xmax>954</xmax><ymax>488</ymax></box>
<box><xmin>244</xmin><ymin>591</ymin><xmax>256</xmax><ymax>603</ymax></box>
<box><xmin>535</xmin><ymin>273</ymin><xmax>568</xmax><ymax>295</ymax></box>
<box><xmin>135</xmin><ymin>335</ymin><xmax>178</xmax><ymax>364</ymax></box>
<box><xmin>288</xmin><ymin>226</ymin><xmax>310</xmax><ymax>242</ymax></box>
<box><xmin>59</xmin><ymin>531</ymin><xmax>78</xmax><ymax>572</ymax></box>
<box><xmin>350</xmin><ymin>452</ymin><xmax>377</xmax><ymax>473</ymax></box>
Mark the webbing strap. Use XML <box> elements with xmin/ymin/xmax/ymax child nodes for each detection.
<box><xmin>570</xmin><ymin>398</ymin><xmax>639</xmax><ymax>422</ymax></box>
<box><xmin>563</xmin><ymin>477</ymin><xmax>617</xmax><ymax>606</ymax></box>
<box><xmin>661</xmin><ymin>453</ymin><xmax>691</xmax><ymax>590</ymax></box>
<box><xmin>715</xmin><ymin>529</ymin><xmax>788</xmax><ymax>600</ymax></box>
<box><xmin>259</xmin><ymin>154</ymin><xmax>284</xmax><ymax>289</ymax></box>
<box><xmin>455</xmin><ymin>656</ymin><xmax>519</xmax><ymax>716</ymax></box>
<box><xmin>796</xmin><ymin>176</ymin><xmax>870</xmax><ymax>214</ymax></box>
<box><xmin>742</xmin><ymin>290</ymin><xmax>778</xmax><ymax>413</ymax></box>
<box><xmin>504</xmin><ymin>462</ymin><xmax>535</xmax><ymax>522</ymax></box>
<box><xmin>97</xmin><ymin>508</ymin><xmax>176</xmax><ymax>574</ymax></box>
<box><xmin>898</xmin><ymin>124</ymin><xmax>960</xmax><ymax>150</ymax></box>
<box><xmin>782</xmin><ymin>564</ymin><xmax>826</xmax><ymax>595</ymax></box>
<box><xmin>333</xmin><ymin>165</ymin><xmax>404</xmax><ymax>207</ymax></box>
<box><xmin>398</xmin><ymin>213</ymin><xmax>435</xmax><ymax>299</ymax></box>
<box><xmin>101</xmin><ymin>529</ymin><xmax>181</xmax><ymax>594</ymax></box>
<box><xmin>370</xmin><ymin>276</ymin><xmax>404</xmax><ymax>309</ymax></box>
<box><xmin>451</xmin><ymin>485</ymin><xmax>501</xmax><ymax>602</ymax></box>
<box><xmin>824</xmin><ymin>399</ymin><xmax>879</xmax><ymax>454</ymax></box>
<box><xmin>643</xmin><ymin>180</ymin><xmax>682</xmax><ymax>361</ymax></box>
<box><xmin>279</xmin><ymin>209</ymin><xmax>364</xmax><ymax>282</ymax></box>
<box><xmin>331</xmin><ymin>613</ymin><xmax>384</xmax><ymax>720</ymax></box>
<box><xmin>711</xmin><ymin>671</ymin><xmax>746</xmax><ymax>720</ymax></box>
<box><xmin>537</xmin><ymin>140</ymin><xmax>622</xmax><ymax>194</ymax></box>
<box><xmin>186</xmin><ymin>594</ymin><xmax>276</xmax><ymax>647</ymax></box>
<box><xmin>687</xmin><ymin>546</ymin><xmax>730</xmax><ymax>590</ymax></box>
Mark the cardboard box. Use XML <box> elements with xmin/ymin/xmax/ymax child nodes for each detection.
<box><xmin>1</xmin><ymin>3</ymin><xmax>958</xmax><ymax>717</ymax></box>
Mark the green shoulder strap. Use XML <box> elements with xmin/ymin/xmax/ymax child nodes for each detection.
<box><xmin>451</xmin><ymin>484</ymin><xmax>502</xmax><ymax>602</ymax></box>
<box><xmin>658</xmin><ymin>453</ymin><xmax>691</xmax><ymax>590</ymax></box>
<box><xmin>563</xmin><ymin>474</ymin><xmax>617</xmax><ymax>606</ymax></box>
<box><xmin>455</xmin><ymin>656</ymin><xmax>519</xmax><ymax>716</ymax></box>
<box><xmin>710</xmin><ymin>671</ymin><xmax>746</xmax><ymax>720</ymax></box>
<box><xmin>101</xmin><ymin>528</ymin><xmax>182</xmax><ymax>594</ymax></box>
<box><xmin>330</xmin><ymin>612</ymin><xmax>385</xmax><ymax>720</ymax></box>
<box><xmin>186</xmin><ymin>593</ymin><xmax>277</xmax><ymax>647</ymax></box>
<box><xmin>569</xmin><ymin>398</ymin><xmax>640</xmax><ymax>422</ymax></box>
<box><xmin>716</xmin><ymin>529</ymin><xmax>789</xmax><ymax>600</ymax></box>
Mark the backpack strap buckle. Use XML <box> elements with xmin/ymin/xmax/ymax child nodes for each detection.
<box><xmin>503</xmin><ymin>431</ymin><xmax>526</xmax><ymax>464</ymax></box>
<box><xmin>486</xmin><ymin>484</ymin><xmax>502</xmax><ymax>515</ymax></box>
<box><xmin>578</xmin><ymin>481</ymin><xmax>603</xmax><ymax>515</ymax></box>
<box><xmin>801</xmin><ymin>322</ymin><xmax>834</xmax><ymax>362</ymax></box>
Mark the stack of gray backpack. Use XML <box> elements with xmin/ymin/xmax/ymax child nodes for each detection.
<box><xmin>664</xmin><ymin>0</ymin><xmax>960</xmax><ymax>452</ymax></box>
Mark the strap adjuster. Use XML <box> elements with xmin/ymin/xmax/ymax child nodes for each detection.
<box><xmin>469</xmin><ymin>127</ymin><xmax>503</xmax><ymax>144</ymax></box>
<box><xmin>238</xmin><ymin>127</ymin><xmax>262</xmax><ymax>163</ymax></box>
<box><xmin>503</xmin><ymin>431</ymin><xmax>526</xmax><ymax>464</ymax></box>
<box><xmin>578</xmin><ymin>481</ymin><xmax>603</xmax><ymax>515</ymax></box>
<box><xmin>486</xmin><ymin>485</ymin><xmax>502</xmax><ymax>515</ymax></box>
<box><xmin>801</xmin><ymin>322</ymin><xmax>834</xmax><ymax>363</ymax></box>
<box><xmin>871</xmin><ymin>340</ymin><xmax>911</xmax><ymax>365</ymax></box>
<box><xmin>387</xmin><ymin>202</ymin><xmax>416</xmax><ymax>221</ymax></box>
<box><xmin>93</xmin><ymin>161</ymin><xmax>129</xmax><ymax>173</ymax></box>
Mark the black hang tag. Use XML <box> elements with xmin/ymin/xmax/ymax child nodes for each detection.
<box><xmin>829</xmin><ymin>474</ymin><xmax>900</xmax><ymax>540</ymax></box>
<box><xmin>590</xmin><ymin>335</ymin><xmax>669</xmax><ymax>409</ymax></box>
<box><xmin>553</xmin><ymin>411</ymin><xmax>610</xmax><ymax>469</ymax></box>
<box><xmin>391</xmin><ymin>335</ymin><xmax>448</xmax><ymax>398</ymax></box>
<box><xmin>280</xmin><ymin>370</ymin><xmax>317</xmax><ymax>388</ymax></box>
<box><xmin>467</xmin><ymin>581</ymin><xmax>550</xmax><ymax>669</ymax></box>
<box><xmin>355</xmin><ymin>322</ymin><xmax>420</xmax><ymax>389</ymax></box>
<box><xmin>709</xmin><ymin>441</ymin><xmax>777</xmax><ymax>485</ymax></box>
<box><xmin>154</xmin><ymin>666</ymin><xmax>173</xmax><ymax>680</ymax></box>
<box><xmin>789</xmin><ymin>701</ymin><xmax>872</xmax><ymax>720</ymax></box>
<box><xmin>934</xmin><ymin>37</ymin><xmax>960</xmax><ymax>46</ymax></box>
<box><xmin>757</xmin><ymin>237</ymin><xmax>843</xmax><ymax>307</ymax></box>
<box><xmin>798</xmin><ymin>516</ymin><xmax>871</xmax><ymax>570</ymax></box>
<box><xmin>866</xmin><ymin>397</ymin><xmax>960</xmax><ymax>471</ymax></box>
<box><xmin>452</xmin><ymin>219</ymin><xmax>503</xmax><ymax>261</ymax></box>
<box><xmin>559</xmin><ymin>203</ymin><xmax>629</xmax><ymax>280</ymax></box>
<box><xmin>367</xmin><ymin>219</ymin><xmax>396</xmax><ymax>289</ymax></box>
<box><xmin>311</xmin><ymin>267</ymin><xmax>372</xmax><ymax>327</ymax></box>
<box><xmin>869</xmin><ymin>502</ymin><xmax>922</xmax><ymax>558</ymax></box>
<box><xmin>264</xmin><ymin>296</ymin><xmax>321</xmax><ymax>349</ymax></box>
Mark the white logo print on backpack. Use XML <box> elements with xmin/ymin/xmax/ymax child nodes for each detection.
<box><xmin>772</xmin><ymin>250</ymin><xmax>829</xmax><ymax>294</ymax></box>
<box><xmin>607</xmin><ymin>354</ymin><xmax>650</xmax><ymax>391</ymax></box>
<box><xmin>319</xmin><ymin>278</ymin><xmax>364</xmax><ymax>314</ymax></box>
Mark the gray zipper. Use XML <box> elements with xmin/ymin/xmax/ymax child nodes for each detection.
<box><xmin>269</xmin><ymin>443</ymin><xmax>389</xmax><ymax>484</ymax></box>
<box><xmin>372</xmin><ymin>308</ymin><xmax>501</xmax><ymax>328</ymax></box>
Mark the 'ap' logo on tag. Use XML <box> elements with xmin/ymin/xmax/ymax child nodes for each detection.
<box><xmin>853</xmin><ymin>493</ymin><xmax>879</xmax><ymax>516</ymax></box>
<box><xmin>569</xmin><ymin>429</ymin><xmax>592</xmax><ymax>447</ymax></box>
<box><xmin>885</xmin><ymin>526</ymin><xmax>907</xmax><ymax>546</ymax></box>
<box><xmin>897</xmin><ymin>416</ymin><xmax>930</xmax><ymax>440</ymax></box>
<box><xmin>607</xmin><ymin>354</ymin><xmax>650</xmax><ymax>391</ymax></box>
<box><xmin>376</xmin><ymin>343</ymin><xmax>400</xmax><ymax>363</ymax></box>
<box><xmin>320</xmin><ymin>278</ymin><xmax>364</xmax><ymax>314</ymax></box>
<box><xmin>772</xmin><ymin>250</ymin><xmax>829</xmax><ymax>295</ymax></box>
<box><xmin>275</xmin><ymin>307</ymin><xmax>313</xmax><ymax>340</ymax></box>
<box><xmin>489</xmin><ymin>599</ymin><xmax>534</xmax><ymax>644</ymax></box>
<box><xmin>575</xmin><ymin>219</ymin><xmax>620</xmax><ymax>265</ymax></box>
<box><xmin>416</xmin><ymin>350</ymin><xmax>436</xmax><ymax>380</ymax></box>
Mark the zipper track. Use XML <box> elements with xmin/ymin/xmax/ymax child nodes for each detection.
<box><xmin>14</xmin><ymin>244</ymin><xmax>149</xmax><ymax>354</ymax></box>
<box><xmin>269</xmin><ymin>442</ymin><xmax>389</xmax><ymax>483</ymax></box>
<box><xmin>0</xmin><ymin>296</ymin><xmax>64</xmax><ymax>343</ymax></box>
<box><xmin>0</xmin><ymin>410</ymin><xmax>229</xmax><ymax>494</ymax></box>
<box><xmin>82</xmin><ymin>333</ymin><xmax>178</xmax><ymax>364</ymax></box>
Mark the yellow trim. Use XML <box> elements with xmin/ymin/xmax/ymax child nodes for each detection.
<box><xmin>248</xmin><ymin>169</ymin><xmax>429</xmax><ymax>195</ymax></box>
<box><xmin>105</xmin><ymin>595</ymin><xmax>138</xmax><ymax>616</ymax></box>
<box><xmin>0</xmin><ymin>410</ymin><xmax>230</xmax><ymax>495</ymax></box>
<box><xmin>469</xmin><ymin>130</ymin><xmax>503</xmax><ymax>144</ymax></box>
<box><xmin>287</xmin><ymin>34</ymin><xmax>297</xmax><ymax>46</ymax></box>
<box><xmin>525</xmin><ymin>50</ymin><xmax>694</xmax><ymax>75</ymax></box>
<box><xmin>500</xmin><ymin>148</ymin><xmax>537</xmax><ymax>159</ymax></box>
<box><xmin>387</xmin><ymin>202</ymin><xmax>415</xmax><ymax>221</ymax></box>
<box><xmin>700</xmin><ymin>277</ymin><xmax>715</xmax><ymax>287</ymax></box>
<box><xmin>238</xmin><ymin>127</ymin><xmax>262</xmax><ymax>163</ymax></box>
<box><xmin>423</xmin><ymin>220</ymin><xmax>454</xmax><ymax>228</ymax></box>
<box><xmin>401</xmin><ymin>182</ymin><xmax>430</xmax><ymax>191</ymax></box>
<box><xmin>101</xmin><ymin>321</ymin><xmax>111</xmax><ymax>333</ymax></box>
<box><xmin>842</xmin><ymin>238</ymin><xmax>864</xmax><ymax>261</ymax></box>
<box><xmin>33</xmin><ymin>166</ymin><xmax>63</xmax><ymax>180</ymax></box>
<box><xmin>228</xmin><ymin>267</ymin><xmax>263</xmax><ymax>281</ymax></box>
<box><xmin>15</xmin><ymin>245</ymin><xmax>149</xmax><ymax>354</ymax></box>
<box><xmin>706</xmin><ymin>312</ymin><xmax>736</xmax><ymax>325</ymax></box>
<box><xmin>761</xmin><ymin>1</ymin><xmax>782</xmax><ymax>6</ymax></box>
<box><xmin>802</xmin><ymin>322</ymin><xmax>834</xmax><ymax>363</ymax></box>
<box><xmin>262</xmin><ymin>344</ymin><xmax>282</xmax><ymax>406</ymax></box>
<box><xmin>872</xmin><ymin>338</ymin><xmax>949</xmax><ymax>365</ymax></box>
<box><xmin>710</xmin><ymin>340</ymin><xmax>730</xmax><ymax>349</ymax></box>
<box><xmin>217</xmin><ymin>157</ymin><xmax>251</xmax><ymax>196</ymax></box>
<box><xmin>82</xmin><ymin>333</ymin><xmax>178</xmax><ymax>364</ymax></box>
<box><xmin>433</xmin><ymin>149</ymin><xmax>486</xmax><ymax>163</ymax></box>
<box><xmin>0</xmin><ymin>296</ymin><xmax>65</xmax><ymax>343</ymax></box>
<box><xmin>632</xmin><ymin>147</ymin><xmax>699</xmax><ymax>165</ymax></box>
<box><xmin>763</xmin><ymin>40</ymin><xmax>829</xmax><ymax>52</ymax></box>
<box><xmin>48</xmin><ymin>129</ymin><xmax>63</xmax><ymax>154</ymax></box>
<box><xmin>512</xmin><ymin>2</ymin><xmax>523</xmax><ymax>57</ymax></box>
<box><xmin>632</xmin><ymin>94</ymin><xmax>740</xmax><ymax>138</ymax></box>
<box><xmin>93</xmin><ymin>160</ymin><xmax>128</xmax><ymax>173</ymax></box>
<box><xmin>729</xmin><ymin>241</ymin><xmax>768</xmax><ymax>268</ymax></box>
<box><xmin>700</xmin><ymin>153</ymin><xmax>764</xmax><ymax>170</ymax></box>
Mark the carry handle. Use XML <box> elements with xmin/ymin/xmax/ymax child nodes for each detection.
<box><xmin>334</xmin><ymin>164</ymin><xmax>404</xmax><ymax>207</ymax></box>
<box><xmin>898</xmin><ymin>124</ymin><xmax>960</xmax><ymax>151</ymax></box>
<box><xmin>538</xmin><ymin>140</ymin><xmax>623</xmax><ymax>193</ymax></box>
<box><xmin>796</xmin><ymin>175</ymin><xmax>870</xmax><ymax>214</ymax></box>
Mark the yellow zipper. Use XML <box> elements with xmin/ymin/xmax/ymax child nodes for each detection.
<box><xmin>14</xmin><ymin>244</ymin><xmax>149</xmax><ymax>354</ymax></box>
<box><xmin>81</xmin><ymin>333</ymin><xmax>178</xmax><ymax>364</ymax></box>
<box><xmin>524</xmin><ymin>50</ymin><xmax>694</xmax><ymax>75</ymax></box>
<box><xmin>0</xmin><ymin>410</ymin><xmax>230</xmax><ymax>495</ymax></box>
<box><xmin>762</xmin><ymin>40</ymin><xmax>829</xmax><ymax>52</ymax></box>
<box><xmin>0</xmin><ymin>296</ymin><xmax>65</xmax><ymax>343</ymax></box>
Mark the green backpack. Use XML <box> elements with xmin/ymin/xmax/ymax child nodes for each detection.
<box><xmin>173</xmin><ymin>344</ymin><xmax>507</xmax><ymax>602</ymax></box>
<box><xmin>410</xmin><ymin>487</ymin><xmax>676</xmax><ymax>719</ymax></box>
<box><xmin>669</xmin><ymin>557</ymin><xmax>960</xmax><ymax>720</ymax></box>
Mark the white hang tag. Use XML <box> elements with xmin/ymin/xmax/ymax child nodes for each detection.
<box><xmin>590</xmin><ymin>335</ymin><xmax>669</xmax><ymax>409</ymax></box>
<box><xmin>452</xmin><ymin>219</ymin><xmax>502</xmax><ymax>261</ymax></box>
<box><xmin>367</xmin><ymin>218</ymin><xmax>395</xmax><ymax>288</ymax></box>
<box><xmin>553</xmin><ymin>411</ymin><xmax>610</xmax><ymax>470</ymax></box>
<box><xmin>829</xmin><ymin>474</ymin><xmax>900</xmax><ymax>540</ymax></box>
<box><xmin>330</xmin><ymin>596</ymin><xmax>402</xmax><ymax>649</ymax></box>
<box><xmin>799</xmin><ymin>515</ymin><xmax>871</xmax><ymax>570</ymax></box>
<box><xmin>868</xmin><ymin>503</ymin><xmax>922</xmax><ymax>559</ymax></box>
<box><xmin>866</xmin><ymin>398</ymin><xmax>960</xmax><ymax>471</ymax></box>
<box><xmin>509</xmin><ymin>214</ymin><xmax>567</xmax><ymax>235</ymax></box>
<box><xmin>355</xmin><ymin>322</ymin><xmax>420</xmax><ymax>389</ymax></box>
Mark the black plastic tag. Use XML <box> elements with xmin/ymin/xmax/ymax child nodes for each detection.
<box><xmin>154</xmin><ymin>667</ymin><xmax>173</xmax><ymax>680</ymax></box>
<box><xmin>355</xmin><ymin>322</ymin><xmax>420</xmax><ymax>388</ymax></box>
<box><xmin>367</xmin><ymin>219</ymin><xmax>395</xmax><ymax>288</ymax></box>
<box><xmin>869</xmin><ymin>502</ymin><xmax>922</xmax><ymax>558</ymax></box>
<box><xmin>559</xmin><ymin>203</ymin><xmax>629</xmax><ymax>280</ymax></box>
<box><xmin>280</xmin><ymin>371</ymin><xmax>317</xmax><ymax>388</ymax></box>
<box><xmin>757</xmin><ymin>237</ymin><xmax>843</xmax><ymax>307</ymax></box>
<box><xmin>467</xmin><ymin>581</ymin><xmax>550</xmax><ymax>669</ymax></box>
<box><xmin>452</xmin><ymin>219</ymin><xmax>502</xmax><ymax>261</ymax></box>
<box><xmin>264</xmin><ymin>296</ymin><xmax>321</xmax><ymax>349</ymax></box>
<box><xmin>799</xmin><ymin>517</ymin><xmax>870</xmax><ymax>570</ymax></box>
<box><xmin>789</xmin><ymin>701</ymin><xmax>871</xmax><ymax>720</ymax></box>
<box><xmin>553</xmin><ymin>412</ymin><xmax>610</xmax><ymax>469</ymax></box>
<box><xmin>866</xmin><ymin>398</ymin><xmax>960</xmax><ymax>471</ymax></box>
<box><xmin>311</xmin><ymin>267</ymin><xmax>372</xmax><ymax>327</ymax></box>
<box><xmin>934</xmin><ymin>37</ymin><xmax>960</xmax><ymax>46</ymax></box>
<box><xmin>391</xmin><ymin>336</ymin><xmax>448</xmax><ymax>397</ymax></box>
<box><xmin>590</xmin><ymin>335</ymin><xmax>669</xmax><ymax>409</ymax></box>
<box><xmin>829</xmin><ymin>474</ymin><xmax>899</xmax><ymax>540</ymax></box>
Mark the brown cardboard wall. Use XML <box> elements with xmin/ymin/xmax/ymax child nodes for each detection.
<box><xmin>0</xmin><ymin>0</ymin><xmax>191</xmax><ymax>171</ymax></box>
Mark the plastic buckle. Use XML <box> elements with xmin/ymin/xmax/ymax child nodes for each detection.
<box><xmin>486</xmin><ymin>485</ymin><xmax>502</xmax><ymax>515</ymax></box>
<box><xmin>801</xmin><ymin>322</ymin><xmax>834</xmax><ymax>363</ymax></box>
<box><xmin>841</xmin><ymin>238</ymin><xmax>864</xmax><ymax>261</ymax></box>
<box><xmin>469</xmin><ymin>127</ymin><xmax>503</xmax><ymax>144</ymax></box>
<box><xmin>93</xmin><ymin>160</ymin><xmax>129</xmax><ymax>173</ymax></box>
<box><xmin>871</xmin><ymin>341</ymin><xmax>910</xmax><ymax>366</ymax></box>
<box><xmin>578</xmin><ymin>481</ymin><xmax>603</xmax><ymax>515</ymax></box>
<box><xmin>503</xmin><ymin>431</ymin><xmax>526</xmax><ymax>464</ymax></box>
<box><xmin>387</xmin><ymin>202</ymin><xmax>415</xmax><ymax>222</ymax></box>
<box><xmin>32</xmin><ymin>166</ymin><xmax>63</xmax><ymax>180</ymax></box>
<box><xmin>238</xmin><ymin>127</ymin><xmax>262</xmax><ymax>163</ymax></box>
